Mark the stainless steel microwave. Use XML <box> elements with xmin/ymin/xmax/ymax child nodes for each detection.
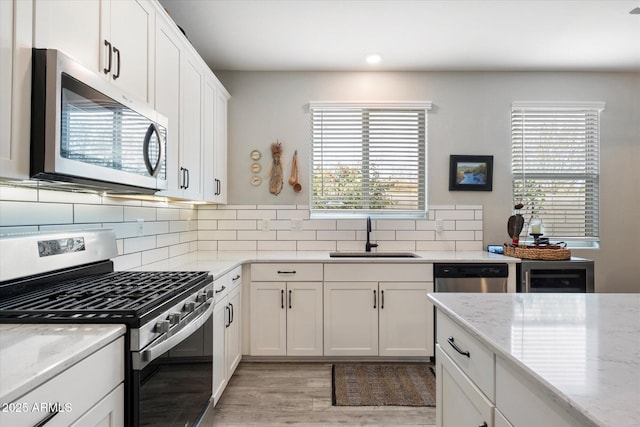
<box><xmin>31</xmin><ymin>49</ymin><xmax>167</xmax><ymax>194</ymax></box>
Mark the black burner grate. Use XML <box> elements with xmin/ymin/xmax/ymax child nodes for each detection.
<box><xmin>0</xmin><ymin>271</ymin><xmax>211</xmax><ymax>324</ymax></box>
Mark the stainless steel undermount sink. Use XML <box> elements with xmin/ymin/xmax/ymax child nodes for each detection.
<box><xmin>329</xmin><ymin>252</ymin><xmax>420</xmax><ymax>258</ymax></box>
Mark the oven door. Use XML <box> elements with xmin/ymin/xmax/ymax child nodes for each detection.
<box><xmin>132</xmin><ymin>302</ymin><xmax>213</xmax><ymax>427</ymax></box>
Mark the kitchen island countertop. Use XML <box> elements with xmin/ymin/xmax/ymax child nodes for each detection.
<box><xmin>428</xmin><ymin>292</ymin><xmax>640</xmax><ymax>427</ymax></box>
<box><xmin>0</xmin><ymin>324</ymin><xmax>125</xmax><ymax>404</ymax></box>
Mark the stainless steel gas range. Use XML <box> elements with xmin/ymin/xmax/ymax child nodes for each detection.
<box><xmin>0</xmin><ymin>229</ymin><xmax>214</xmax><ymax>426</ymax></box>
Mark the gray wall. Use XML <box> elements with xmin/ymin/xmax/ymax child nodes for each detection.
<box><xmin>217</xmin><ymin>70</ymin><xmax>640</xmax><ymax>293</ymax></box>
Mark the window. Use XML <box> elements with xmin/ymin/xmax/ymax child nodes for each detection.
<box><xmin>310</xmin><ymin>102</ymin><xmax>431</xmax><ymax>217</ymax></box>
<box><xmin>511</xmin><ymin>101</ymin><xmax>605</xmax><ymax>247</ymax></box>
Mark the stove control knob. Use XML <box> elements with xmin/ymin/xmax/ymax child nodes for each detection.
<box><xmin>206</xmin><ymin>289</ymin><xmax>214</xmax><ymax>299</ymax></box>
<box><xmin>155</xmin><ymin>320</ymin><xmax>170</xmax><ymax>334</ymax></box>
<box><xmin>168</xmin><ymin>313</ymin><xmax>181</xmax><ymax>325</ymax></box>
<box><xmin>184</xmin><ymin>302</ymin><xmax>196</xmax><ymax>313</ymax></box>
<box><xmin>196</xmin><ymin>293</ymin><xmax>207</xmax><ymax>303</ymax></box>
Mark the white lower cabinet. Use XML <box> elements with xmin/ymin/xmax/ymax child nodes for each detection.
<box><xmin>436</xmin><ymin>309</ymin><xmax>588</xmax><ymax>427</ymax></box>
<box><xmin>436</xmin><ymin>345</ymin><xmax>494</xmax><ymax>427</ymax></box>
<box><xmin>0</xmin><ymin>337</ymin><xmax>124</xmax><ymax>427</ymax></box>
<box><xmin>323</xmin><ymin>263</ymin><xmax>434</xmax><ymax>357</ymax></box>
<box><xmin>249</xmin><ymin>263</ymin><xmax>324</xmax><ymax>356</ymax></box>
<box><xmin>494</xmin><ymin>408</ymin><xmax>514</xmax><ymax>427</ymax></box>
<box><xmin>323</xmin><ymin>282</ymin><xmax>379</xmax><ymax>356</ymax></box>
<box><xmin>212</xmin><ymin>267</ymin><xmax>242</xmax><ymax>405</ymax></box>
<box><xmin>250</xmin><ymin>281</ymin><xmax>323</xmax><ymax>356</ymax></box>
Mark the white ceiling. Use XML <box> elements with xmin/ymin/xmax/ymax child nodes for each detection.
<box><xmin>158</xmin><ymin>0</ymin><xmax>640</xmax><ymax>71</ymax></box>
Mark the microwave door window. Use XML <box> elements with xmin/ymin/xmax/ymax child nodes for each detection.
<box><xmin>60</xmin><ymin>74</ymin><xmax>164</xmax><ymax>179</ymax></box>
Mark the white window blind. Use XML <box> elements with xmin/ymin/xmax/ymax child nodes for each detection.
<box><xmin>310</xmin><ymin>102</ymin><xmax>430</xmax><ymax>217</ymax></box>
<box><xmin>511</xmin><ymin>102</ymin><xmax>604</xmax><ymax>244</ymax></box>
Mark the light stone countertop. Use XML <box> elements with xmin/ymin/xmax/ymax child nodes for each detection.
<box><xmin>428</xmin><ymin>293</ymin><xmax>640</xmax><ymax>427</ymax></box>
<box><xmin>129</xmin><ymin>250</ymin><xmax>519</xmax><ymax>279</ymax></box>
<box><xmin>0</xmin><ymin>324</ymin><xmax>125</xmax><ymax>404</ymax></box>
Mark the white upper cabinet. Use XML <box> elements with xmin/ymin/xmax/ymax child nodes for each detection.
<box><xmin>0</xmin><ymin>0</ymin><xmax>32</xmax><ymax>179</ymax></box>
<box><xmin>203</xmin><ymin>76</ymin><xmax>230</xmax><ymax>203</ymax></box>
<box><xmin>33</xmin><ymin>0</ymin><xmax>154</xmax><ymax>104</ymax></box>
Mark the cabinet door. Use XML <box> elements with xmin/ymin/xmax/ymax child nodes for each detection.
<box><xmin>436</xmin><ymin>345</ymin><xmax>494</xmax><ymax>427</ymax></box>
<box><xmin>494</xmin><ymin>409</ymin><xmax>514</xmax><ymax>427</ymax></box>
<box><xmin>250</xmin><ymin>282</ymin><xmax>286</xmax><ymax>356</ymax></box>
<box><xmin>212</xmin><ymin>298</ymin><xmax>227</xmax><ymax>405</ymax></box>
<box><xmin>154</xmin><ymin>17</ymin><xmax>182</xmax><ymax>198</ymax></box>
<box><xmin>33</xmin><ymin>0</ymin><xmax>101</xmax><ymax>71</ymax></box>
<box><xmin>226</xmin><ymin>285</ymin><xmax>242</xmax><ymax>377</ymax></box>
<box><xmin>287</xmin><ymin>282</ymin><xmax>323</xmax><ymax>356</ymax></box>
<box><xmin>324</xmin><ymin>282</ymin><xmax>378</xmax><ymax>356</ymax></box>
<box><xmin>213</xmin><ymin>86</ymin><xmax>229</xmax><ymax>203</ymax></box>
<box><xmin>0</xmin><ymin>0</ymin><xmax>31</xmax><ymax>179</ymax></box>
<box><xmin>180</xmin><ymin>52</ymin><xmax>203</xmax><ymax>200</ymax></box>
<box><xmin>379</xmin><ymin>282</ymin><xmax>433</xmax><ymax>357</ymax></box>
<box><xmin>104</xmin><ymin>0</ymin><xmax>154</xmax><ymax>103</ymax></box>
<box><xmin>69</xmin><ymin>383</ymin><xmax>124</xmax><ymax>427</ymax></box>
<box><xmin>202</xmin><ymin>76</ymin><xmax>217</xmax><ymax>202</ymax></box>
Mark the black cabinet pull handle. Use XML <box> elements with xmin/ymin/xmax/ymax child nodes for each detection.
<box><xmin>288</xmin><ymin>289</ymin><xmax>292</xmax><ymax>309</ymax></box>
<box><xmin>229</xmin><ymin>302</ymin><xmax>234</xmax><ymax>324</ymax></box>
<box><xmin>103</xmin><ymin>40</ymin><xmax>112</xmax><ymax>74</ymax></box>
<box><xmin>373</xmin><ymin>289</ymin><xmax>377</xmax><ymax>309</ymax></box>
<box><xmin>185</xmin><ymin>168</ymin><xmax>190</xmax><ymax>189</ymax></box>
<box><xmin>215</xmin><ymin>285</ymin><xmax>226</xmax><ymax>294</ymax></box>
<box><xmin>34</xmin><ymin>409</ymin><xmax>59</xmax><ymax>427</ymax></box>
<box><xmin>479</xmin><ymin>423</ymin><xmax>488</xmax><ymax>427</ymax></box>
<box><xmin>277</xmin><ymin>270</ymin><xmax>296</xmax><ymax>274</ymax></box>
<box><xmin>179</xmin><ymin>167</ymin><xmax>185</xmax><ymax>189</ymax></box>
<box><xmin>381</xmin><ymin>290</ymin><xmax>384</xmax><ymax>309</ymax></box>
<box><xmin>281</xmin><ymin>289</ymin><xmax>284</xmax><ymax>309</ymax></box>
<box><xmin>447</xmin><ymin>336</ymin><xmax>470</xmax><ymax>358</ymax></box>
<box><xmin>112</xmin><ymin>46</ymin><xmax>120</xmax><ymax>79</ymax></box>
<box><xmin>232</xmin><ymin>274</ymin><xmax>240</xmax><ymax>281</ymax></box>
<box><xmin>215</xmin><ymin>178</ymin><xmax>221</xmax><ymax>195</ymax></box>
<box><xmin>225</xmin><ymin>305</ymin><xmax>230</xmax><ymax>328</ymax></box>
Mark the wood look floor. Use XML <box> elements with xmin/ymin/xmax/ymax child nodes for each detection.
<box><xmin>199</xmin><ymin>362</ymin><xmax>436</xmax><ymax>426</ymax></box>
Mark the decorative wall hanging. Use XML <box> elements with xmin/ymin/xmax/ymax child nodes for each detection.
<box><xmin>449</xmin><ymin>155</ymin><xmax>493</xmax><ymax>191</ymax></box>
<box><xmin>268</xmin><ymin>141</ymin><xmax>283</xmax><ymax>195</ymax></box>
<box><xmin>288</xmin><ymin>150</ymin><xmax>302</xmax><ymax>192</ymax></box>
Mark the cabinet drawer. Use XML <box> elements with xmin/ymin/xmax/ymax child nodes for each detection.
<box><xmin>0</xmin><ymin>337</ymin><xmax>124</xmax><ymax>426</ymax></box>
<box><xmin>251</xmin><ymin>263</ymin><xmax>322</xmax><ymax>281</ymax></box>
<box><xmin>437</xmin><ymin>311</ymin><xmax>495</xmax><ymax>399</ymax></box>
<box><xmin>228</xmin><ymin>265</ymin><xmax>242</xmax><ymax>290</ymax></box>
<box><xmin>324</xmin><ymin>263</ymin><xmax>432</xmax><ymax>282</ymax></box>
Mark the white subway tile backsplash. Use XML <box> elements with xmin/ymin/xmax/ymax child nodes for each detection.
<box><xmin>141</xmin><ymin>247</ymin><xmax>169</xmax><ymax>265</ymax></box>
<box><xmin>124</xmin><ymin>206</ymin><xmax>156</xmax><ymax>222</ymax></box>
<box><xmin>157</xmin><ymin>207</ymin><xmax>182</xmax><ymax>221</ymax></box>
<box><xmin>304</xmin><ymin>219</ymin><xmax>336</xmax><ymax>230</ymax></box>
<box><xmin>417</xmin><ymin>240</ymin><xmax>456</xmax><ymax>251</ymax></box>
<box><xmin>0</xmin><ymin>226</ymin><xmax>39</xmax><ymax>236</ymax></box>
<box><xmin>198</xmin><ymin>230</ymin><xmax>236</xmax><ymax>241</ymax></box>
<box><xmin>258</xmin><ymin>240</ymin><xmax>296</xmax><ymax>251</ymax></box>
<box><xmin>375</xmin><ymin>220</ymin><xmax>416</xmax><ymax>231</ymax></box>
<box><xmin>317</xmin><ymin>230</ymin><xmax>355</xmax><ymax>241</ymax></box>
<box><xmin>435</xmin><ymin>210</ymin><xmax>475</xmax><ymax>221</ymax></box>
<box><xmin>197</xmin><ymin>220</ymin><xmax>218</xmax><ymax>230</ymax></box>
<box><xmin>237</xmin><ymin>209</ymin><xmax>277</xmax><ymax>220</ymax></box>
<box><xmin>218</xmin><ymin>240</ymin><xmax>257</xmax><ymax>251</ymax></box>
<box><xmin>197</xmin><ymin>240</ymin><xmax>218</xmax><ymax>251</ymax></box>
<box><xmin>123</xmin><ymin>236</ymin><xmax>157</xmax><ymax>254</ymax></box>
<box><xmin>277</xmin><ymin>230</ymin><xmax>316</xmax><ymax>241</ymax></box>
<box><xmin>75</xmin><ymin>204</ymin><xmax>123</xmax><ymax>223</ymax></box>
<box><xmin>455</xmin><ymin>220</ymin><xmax>483</xmax><ymax>230</ymax></box>
<box><xmin>179</xmin><ymin>208</ymin><xmax>198</xmax><ymax>221</ymax></box>
<box><xmin>336</xmin><ymin>219</ymin><xmax>366</xmax><ymax>230</ymax></box>
<box><xmin>356</xmin><ymin>230</ymin><xmax>395</xmax><ymax>241</ymax></box>
<box><xmin>105</xmin><ymin>222</ymin><xmax>140</xmax><ymax>239</ymax></box>
<box><xmin>297</xmin><ymin>240</ymin><xmax>336</xmax><ymax>251</ymax></box>
<box><xmin>396</xmin><ymin>230</ymin><xmax>435</xmax><ymax>241</ymax></box>
<box><xmin>157</xmin><ymin>233</ymin><xmax>181</xmax><ymax>247</ymax></box>
<box><xmin>180</xmin><ymin>231</ymin><xmax>198</xmax><ymax>243</ymax></box>
<box><xmin>39</xmin><ymin>189</ymin><xmax>102</xmax><ymax>205</ymax></box>
<box><xmin>237</xmin><ymin>230</ymin><xmax>277</xmax><ymax>241</ymax></box>
<box><xmin>436</xmin><ymin>230</ymin><xmax>476</xmax><ymax>241</ymax></box>
<box><xmin>0</xmin><ymin>201</ymin><xmax>73</xmax><ymax>226</ymax></box>
<box><xmin>112</xmin><ymin>252</ymin><xmax>142</xmax><ymax>271</ymax></box>
<box><xmin>170</xmin><ymin>220</ymin><xmax>190</xmax><ymax>233</ymax></box>
<box><xmin>40</xmin><ymin>223</ymin><xmax>103</xmax><ymax>233</ymax></box>
<box><xmin>376</xmin><ymin>241</ymin><xmax>416</xmax><ymax>251</ymax></box>
<box><xmin>456</xmin><ymin>241</ymin><xmax>483</xmax><ymax>251</ymax></box>
<box><xmin>0</xmin><ymin>185</ymin><xmax>38</xmax><ymax>201</ymax></box>
<box><xmin>218</xmin><ymin>220</ymin><xmax>257</xmax><ymax>230</ymax></box>
<box><xmin>198</xmin><ymin>209</ymin><xmax>235</xmax><ymax>220</ymax></box>
<box><xmin>169</xmin><ymin>242</ymin><xmax>191</xmax><ymax>257</ymax></box>
<box><xmin>276</xmin><ymin>209</ymin><xmax>310</xmax><ymax>220</ymax></box>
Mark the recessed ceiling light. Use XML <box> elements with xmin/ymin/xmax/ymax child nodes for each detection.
<box><xmin>366</xmin><ymin>54</ymin><xmax>382</xmax><ymax>64</ymax></box>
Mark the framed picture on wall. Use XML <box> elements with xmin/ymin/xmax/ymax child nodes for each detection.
<box><xmin>449</xmin><ymin>155</ymin><xmax>493</xmax><ymax>191</ymax></box>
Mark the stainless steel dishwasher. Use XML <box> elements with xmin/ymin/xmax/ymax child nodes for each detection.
<box><xmin>434</xmin><ymin>263</ymin><xmax>508</xmax><ymax>292</ymax></box>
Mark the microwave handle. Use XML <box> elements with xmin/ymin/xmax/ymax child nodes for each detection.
<box><xmin>143</xmin><ymin>123</ymin><xmax>163</xmax><ymax>177</ymax></box>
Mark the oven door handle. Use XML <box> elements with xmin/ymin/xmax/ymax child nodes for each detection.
<box><xmin>132</xmin><ymin>299</ymin><xmax>214</xmax><ymax>370</ymax></box>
